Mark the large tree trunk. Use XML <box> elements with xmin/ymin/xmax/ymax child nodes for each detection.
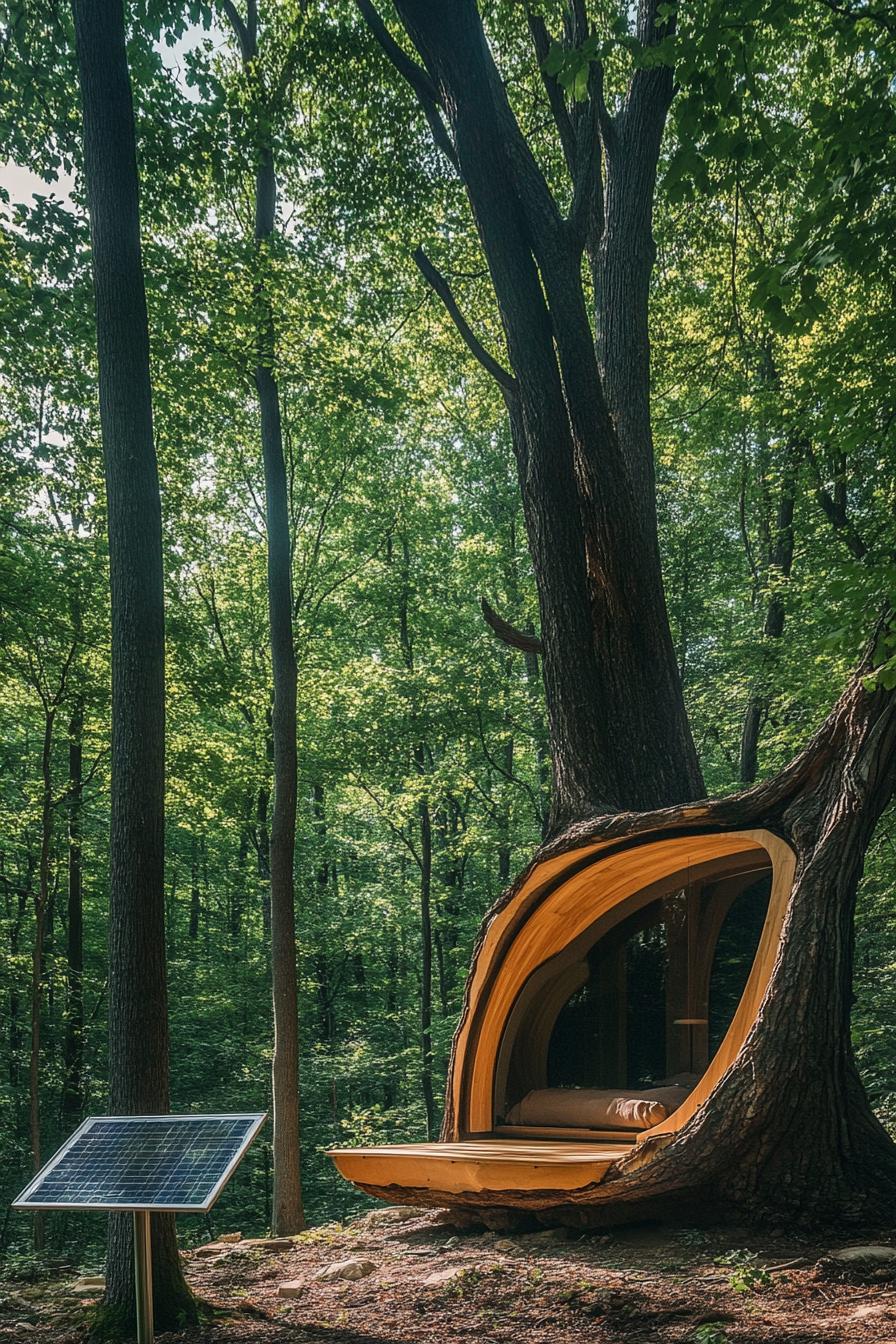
<box><xmin>357</xmin><ymin>0</ymin><xmax>896</xmax><ymax>1224</ymax></box>
<box><xmin>70</xmin><ymin>0</ymin><xmax>196</xmax><ymax>1326</ymax></box>
<box><xmin>523</xmin><ymin>654</ymin><xmax>896</xmax><ymax>1225</ymax></box>
<box><xmin>363</xmin><ymin>652</ymin><xmax>896</xmax><ymax>1224</ymax></box>
<box><xmin>376</xmin><ymin>0</ymin><xmax>703</xmax><ymax>832</ymax></box>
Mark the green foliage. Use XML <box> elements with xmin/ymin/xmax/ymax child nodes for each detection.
<box><xmin>689</xmin><ymin>1325</ymin><xmax>731</xmax><ymax>1344</ymax></box>
<box><xmin>714</xmin><ymin>1248</ymin><xmax>773</xmax><ymax>1293</ymax></box>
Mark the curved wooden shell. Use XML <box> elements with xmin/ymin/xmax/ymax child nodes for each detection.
<box><xmin>450</xmin><ymin>828</ymin><xmax>795</xmax><ymax>1140</ymax></box>
<box><xmin>329</xmin><ymin>827</ymin><xmax>796</xmax><ymax>1207</ymax></box>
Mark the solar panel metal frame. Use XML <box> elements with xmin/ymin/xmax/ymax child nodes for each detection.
<box><xmin>12</xmin><ymin>1113</ymin><xmax>267</xmax><ymax>1213</ymax></box>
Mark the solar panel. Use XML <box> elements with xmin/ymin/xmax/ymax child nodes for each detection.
<box><xmin>13</xmin><ymin>1113</ymin><xmax>266</xmax><ymax>1212</ymax></box>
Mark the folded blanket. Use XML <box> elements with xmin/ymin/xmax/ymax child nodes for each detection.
<box><xmin>504</xmin><ymin>1085</ymin><xmax>691</xmax><ymax>1131</ymax></box>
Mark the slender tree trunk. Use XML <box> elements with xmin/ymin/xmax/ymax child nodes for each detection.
<box><xmin>497</xmin><ymin>671</ymin><xmax>514</xmax><ymax>886</ymax></box>
<box><xmin>232</xmin><ymin>792</ymin><xmax>253</xmax><ymax>950</ymax></box>
<box><xmin>433</xmin><ymin>926</ymin><xmax>448</xmax><ymax>1017</ymax></box>
<box><xmin>61</xmin><ymin>695</ymin><xmax>84</xmax><ymax>1126</ymax></box>
<box><xmin>256</xmin><ymin>778</ymin><xmax>272</xmax><ymax>940</ymax></box>
<box><xmin>28</xmin><ymin>709</ymin><xmax>54</xmax><ymax>1253</ymax></box>
<box><xmin>8</xmin><ymin>856</ymin><xmax>34</xmax><ymax>1090</ymax></box>
<box><xmin>189</xmin><ymin>834</ymin><xmax>201</xmax><ymax>942</ymax></box>
<box><xmin>70</xmin><ymin>0</ymin><xmax>195</xmax><ymax>1325</ymax></box>
<box><xmin>739</xmin><ymin>441</ymin><xmax>797</xmax><ymax>784</ymax></box>
<box><xmin>417</xmin><ymin>754</ymin><xmax>437</xmax><ymax>1140</ymax></box>
<box><xmin>255</xmin><ymin>142</ymin><xmax>304</xmax><ymax>1236</ymax></box>
<box><xmin>394</xmin><ymin>536</ymin><xmax>438</xmax><ymax>1136</ymax></box>
<box><xmin>215</xmin><ymin>43</ymin><xmax>302</xmax><ymax>1229</ymax></box>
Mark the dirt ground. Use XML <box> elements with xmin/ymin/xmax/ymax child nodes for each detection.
<box><xmin>3</xmin><ymin>1207</ymin><xmax>896</xmax><ymax>1343</ymax></box>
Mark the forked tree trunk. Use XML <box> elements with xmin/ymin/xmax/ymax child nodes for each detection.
<box><xmin>373</xmin><ymin>0</ymin><xmax>703</xmax><ymax>833</ymax></box>
<box><xmin>70</xmin><ymin>0</ymin><xmax>196</xmax><ymax>1326</ymax></box>
<box><xmin>358</xmin><ymin>0</ymin><xmax>896</xmax><ymax>1223</ymax></box>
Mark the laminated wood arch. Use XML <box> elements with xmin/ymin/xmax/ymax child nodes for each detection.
<box><xmin>330</xmin><ymin>826</ymin><xmax>796</xmax><ymax>1209</ymax></box>
<box><xmin>448</xmin><ymin>828</ymin><xmax>794</xmax><ymax>1141</ymax></box>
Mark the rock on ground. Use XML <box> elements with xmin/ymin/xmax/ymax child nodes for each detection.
<box><xmin>313</xmin><ymin>1258</ymin><xmax>376</xmax><ymax>1282</ymax></box>
<box><xmin>422</xmin><ymin>1266</ymin><xmax>467</xmax><ymax>1287</ymax></box>
<box><xmin>276</xmin><ymin>1279</ymin><xmax>304</xmax><ymax>1299</ymax></box>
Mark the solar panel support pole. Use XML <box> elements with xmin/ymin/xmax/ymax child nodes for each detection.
<box><xmin>133</xmin><ymin>1209</ymin><xmax>154</xmax><ymax>1344</ymax></box>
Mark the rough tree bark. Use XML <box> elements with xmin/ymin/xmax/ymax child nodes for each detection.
<box><xmin>357</xmin><ymin>0</ymin><xmax>896</xmax><ymax>1222</ymax></box>
<box><xmin>70</xmin><ymin>0</ymin><xmax>197</xmax><ymax>1326</ymax></box>
<box><xmin>417</xmin><ymin>762</ymin><xmax>437</xmax><ymax>1140</ymax></box>
<box><xmin>218</xmin><ymin>0</ymin><xmax>305</xmax><ymax>1234</ymax></box>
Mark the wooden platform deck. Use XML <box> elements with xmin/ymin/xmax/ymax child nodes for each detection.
<box><xmin>328</xmin><ymin>1138</ymin><xmax>633</xmax><ymax>1199</ymax></box>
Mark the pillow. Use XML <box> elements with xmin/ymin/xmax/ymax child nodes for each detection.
<box><xmin>504</xmin><ymin>1085</ymin><xmax>691</xmax><ymax>1131</ymax></box>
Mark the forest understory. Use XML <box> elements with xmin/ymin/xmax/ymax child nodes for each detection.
<box><xmin>4</xmin><ymin>1207</ymin><xmax>896</xmax><ymax>1344</ymax></box>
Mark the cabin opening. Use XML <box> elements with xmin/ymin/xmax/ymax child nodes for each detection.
<box><xmin>493</xmin><ymin>855</ymin><xmax>772</xmax><ymax>1140</ymax></box>
<box><xmin>328</xmin><ymin>829</ymin><xmax>795</xmax><ymax>1208</ymax></box>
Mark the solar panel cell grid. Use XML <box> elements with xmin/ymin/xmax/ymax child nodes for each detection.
<box><xmin>13</xmin><ymin>1114</ymin><xmax>266</xmax><ymax>1212</ymax></box>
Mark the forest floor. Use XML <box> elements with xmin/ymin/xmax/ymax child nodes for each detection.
<box><xmin>3</xmin><ymin>1206</ymin><xmax>896</xmax><ymax>1344</ymax></box>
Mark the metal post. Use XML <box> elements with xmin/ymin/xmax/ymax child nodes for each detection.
<box><xmin>133</xmin><ymin>1209</ymin><xmax>154</xmax><ymax>1344</ymax></box>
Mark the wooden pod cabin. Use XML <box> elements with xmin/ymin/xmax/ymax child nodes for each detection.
<box><xmin>329</xmin><ymin>827</ymin><xmax>796</xmax><ymax>1211</ymax></box>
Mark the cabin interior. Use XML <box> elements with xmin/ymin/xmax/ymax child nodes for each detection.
<box><xmin>491</xmin><ymin>851</ymin><xmax>772</xmax><ymax>1142</ymax></box>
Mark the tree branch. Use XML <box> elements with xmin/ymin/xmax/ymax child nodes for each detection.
<box><xmin>803</xmin><ymin>440</ymin><xmax>870</xmax><ymax>560</ymax></box>
<box><xmin>355</xmin><ymin>0</ymin><xmax>459</xmax><ymax>169</ymax></box>
<box><xmin>480</xmin><ymin>597</ymin><xmax>543</xmax><ymax>654</ymax></box>
<box><xmin>218</xmin><ymin>0</ymin><xmax>253</xmax><ymax>61</ymax></box>
<box><xmin>569</xmin><ymin>63</ymin><xmax>605</xmax><ymax>252</ymax></box>
<box><xmin>817</xmin><ymin>0</ymin><xmax>896</xmax><ymax>32</ymax></box>
<box><xmin>353</xmin><ymin>778</ymin><xmax>422</xmax><ymax>869</ymax></box>
<box><xmin>526</xmin><ymin>12</ymin><xmax>577</xmax><ymax>177</ymax></box>
<box><xmin>414</xmin><ymin>247</ymin><xmax>517</xmax><ymax>394</ymax></box>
